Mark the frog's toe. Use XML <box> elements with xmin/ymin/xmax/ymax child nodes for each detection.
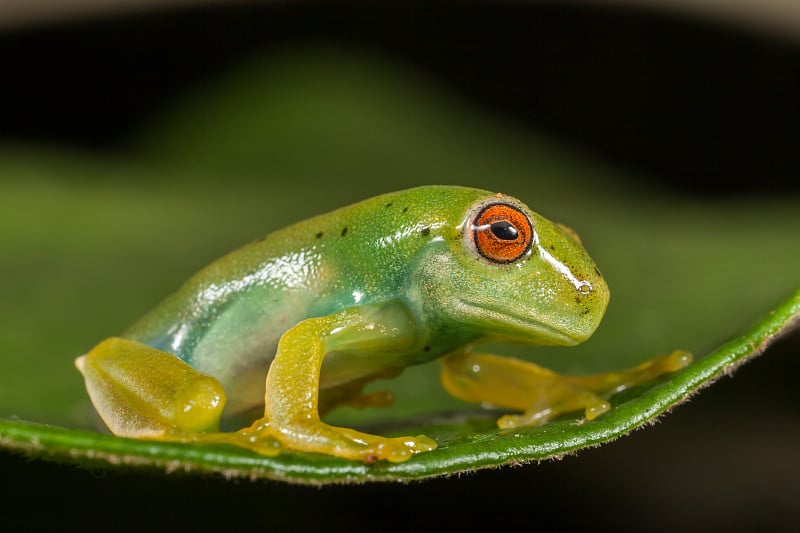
<box><xmin>497</xmin><ymin>409</ymin><xmax>553</xmax><ymax>429</ymax></box>
<box><xmin>662</xmin><ymin>350</ymin><xmax>693</xmax><ymax>372</ymax></box>
<box><xmin>231</xmin><ymin>421</ymin><xmax>283</xmax><ymax>455</ymax></box>
<box><xmin>584</xmin><ymin>399</ymin><xmax>611</xmax><ymax>421</ymax></box>
<box><xmin>170</xmin><ymin>376</ymin><xmax>227</xmax><ymax>433</ymax></box>
<box><xmin>236</xmin><ymin>435</ymin><xmax>283</xmax><ymax>457</ymax></box>
<box><xmin>369</xmin><ymin>434</ymin><xmax>438</xmax><ymax>463</ymax></box>
<box><xmin>166</xmin><ymin>422</ymin><xmax>283</xmax><ymax>457</ymax></box>
<box><xmin>322</xmin><ymin>426</ymin><xmax>437</xmax><ymax>463</ymax></box>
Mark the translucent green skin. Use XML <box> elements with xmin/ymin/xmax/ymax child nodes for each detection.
<box><xmin>125</xmin><ymin>186</ymin><xmax>609</xmax><ymax>419</ymax></box>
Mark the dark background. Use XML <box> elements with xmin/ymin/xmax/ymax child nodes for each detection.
<box><xmin>2</xmin><ymin>2</ymin><xmax>799</xmax><ymax>530</ymax></box>
<box><xmin>2</xmin><ymin>2</ymin><xmax>799</xmax><ymax>195</ymax></box>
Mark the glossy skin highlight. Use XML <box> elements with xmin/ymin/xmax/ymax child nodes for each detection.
<box><xmin>75</xmin><ymin>186</ymin><xmax>690</xmax><ymax>463</ymax></box>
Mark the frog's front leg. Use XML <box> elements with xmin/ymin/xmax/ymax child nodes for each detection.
<box><xmin>247</xmin><ymin>300</ymin><xmax>436</xmax><ymax>463</ymax></box>
<box><xmin>440</xmin><ymin>349</ymin><xmax>692</xmax><ymax>428</ymax></box>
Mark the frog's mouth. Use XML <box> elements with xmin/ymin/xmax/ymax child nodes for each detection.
<box><xmin>456</xmin><ymin>299</ymin><xmax>582</xmax><ymax>346</ymax></box>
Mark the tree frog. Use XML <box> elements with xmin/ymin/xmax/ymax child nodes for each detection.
<box><xmin>75</xmin><ymin>186</ymin><xmax>690</xmax><ymax>463</ymax></box>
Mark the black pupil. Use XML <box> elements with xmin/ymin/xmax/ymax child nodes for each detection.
<box><xmin>490</xmin><ymin>221</ymin><xmax>518</xmax><ymax>240</ymax></box>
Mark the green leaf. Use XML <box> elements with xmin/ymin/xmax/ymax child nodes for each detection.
<box><xmin>1</xmin><ymin>289</ymin><xmax>797</xmax><ymax>483</ymax></box>
<box><xmin>1</xmin><ymin>49</ymin><xmax>798</xmax><ymax>483</ymax></box>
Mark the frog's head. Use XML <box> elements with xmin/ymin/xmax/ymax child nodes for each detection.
<box><xmin>416</xmin><ymin>192</ymin><xmax>610</xmax><ymax>346</ymax></box>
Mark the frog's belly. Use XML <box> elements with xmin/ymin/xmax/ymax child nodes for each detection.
<box><xmin>186</xmin><ymin>294</ymin><xmax>303</xmax><ymax>415</ymax></box>
<box><xmin>187</xmin><ymin>299</ymin><xmax>405</xmax><ymax>419</ymax></box>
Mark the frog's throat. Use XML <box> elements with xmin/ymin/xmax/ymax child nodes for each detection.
<box><xmin>455</xmin><ymin>299</ymin><xmax>582</xmax><ymax>346</ymax></box>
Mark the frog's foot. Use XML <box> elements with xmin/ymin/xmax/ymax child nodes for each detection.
<box><xmin>496</xmin><ymin>395</ymin><xmax>611</xmax><ymax>429</ymax></box>
<box><xmin>178</xmin><ymin>417</ymin><xmax>434</xmax><ymax>462</ymax></box>
<box><xmin>563</xmin><ymin>349</ymin><xmax>693</xmax><ymax>395</ymax></box>
<box><xmin>164</xmin><ymin>420</ymin><xmax>283</xmax><ymax>457</ymax></box>
<box><xmin>441</xmin><ymin>348</ymin><xmax>692</xmax><ymax>428</ymax></box>
<box><xmin>76</xmin><ymin>338</ymin><xmax>226</xmax><ymax>438</ymax></box>
<box><xmin>240</xmin><ymin>418</ymin><xmax>436</xmax><ymax>463</ymax></box>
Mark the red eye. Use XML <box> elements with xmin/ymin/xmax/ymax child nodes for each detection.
<box><xmin>470</xmin><ymin>203</ymin><xmax>533</xmax><ymax>264</ymax></box>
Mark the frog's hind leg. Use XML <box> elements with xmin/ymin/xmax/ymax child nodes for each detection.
<box><xmin>317</xmin><ymin>367</ymin><xmax>403</xmax><ymax>416</ymax></box>
<box><xmin>75</xmin><ymin>337</ymin><xmax>226</xmax><ymax>438</ymax></box>
<box><xmin>440</xmin><ymin>349</ymin><xmax>692</xmax><ymax>429</ymax></box>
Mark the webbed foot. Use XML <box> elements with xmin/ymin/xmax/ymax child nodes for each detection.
<box><xmin>441</xmin><ymin>348</ymin><xmax>692</xmax><ymax>428</ymax></box>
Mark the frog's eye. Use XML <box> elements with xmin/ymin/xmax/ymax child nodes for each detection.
<box><xmin>469</xmin><ymin>202</ymin><xmax>533</xmax><ymax>264</ymax></box>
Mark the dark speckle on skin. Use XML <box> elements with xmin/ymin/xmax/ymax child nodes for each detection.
<box><xmin>402</xmin><ymin>207</ymin><xmax>408</xmax><ymax>213</ymax></box>
<box><xmin>424</xmin><ymin>346</ymin><xmax>431</xmax><ymax>352</ymax></box>
<box><xmin>341</xmin><ymin>227</ymin><xmax>348</xmax><ymax>237</ymax></box>
<box><xmin>315</xmin><ymin>232</ymin><xmax>324</xmax><ymax>239</ymax></box>
<box><xmin>385</xmin><ymin>202</ymin><xmax>393</xmax><ymax>208</ymax></box>
<box><xmin>548</xmin><ymin>245</ymin><xmax>556</xmax><ymax>251</ymax></box>
<box><xmin>420</xmin><ymin>226</ymin><xmax>431</xmax><ymax>236</ymax></box>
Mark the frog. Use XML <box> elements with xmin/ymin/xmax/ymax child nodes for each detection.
<box><xmin>75</xmin><ymin>185</ymin><xmax>691</xmax><ymax>463</ymax></box>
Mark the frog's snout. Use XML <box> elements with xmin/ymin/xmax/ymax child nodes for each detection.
<box><xmin>570</xmin><ymin>270</ymin><xmax>610</xmax><ymax>343</ymax></box>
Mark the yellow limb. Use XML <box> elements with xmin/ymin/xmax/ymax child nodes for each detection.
<box><xmin>247</xmin><ymin>301</ymin><xmax>436</xmax><ymax>463</ymax></box>
<box><xmin>75</xmin><ymin>338</ymin><xmax>226</xmax><ymax>437</ymax></box>
<box><xmin>440</xmin><ymin>349</ymin><xmax>692</xmax><ymax>428</ymax></box>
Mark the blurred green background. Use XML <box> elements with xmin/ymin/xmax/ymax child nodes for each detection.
<box><xmin>1</xmin><ymin>2</ymin><xmax>798</xmax><ymax>530</ymax></box>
